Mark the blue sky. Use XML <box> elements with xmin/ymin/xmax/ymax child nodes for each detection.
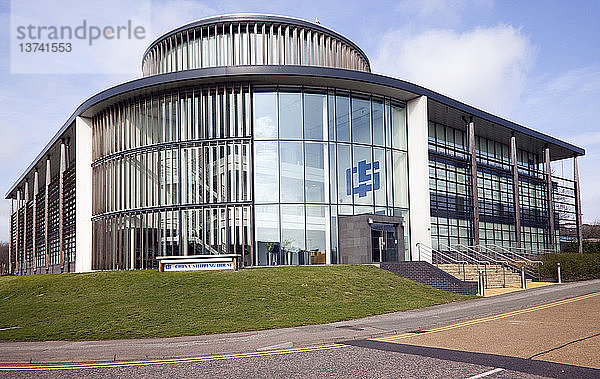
<box><xmin>0</xmin><ymin>0</ymin><xmax>599</xmax><ymax>240</ymax></box>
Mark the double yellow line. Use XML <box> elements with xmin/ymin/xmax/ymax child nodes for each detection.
<box><xmin>375</xmin><ymin>291</ymin><xmax>600</xmax><ymax>343</ymax></box>
<box><xmin>1</xmin><ymin>291</ymin><xmax>598</xmax><ymax>371</ymax></box>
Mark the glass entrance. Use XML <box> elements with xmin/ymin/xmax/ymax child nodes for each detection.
<box><xmin>371</xmin><ymin>224</ymin><xmax>398</xmax><ymax>262</ymax></box>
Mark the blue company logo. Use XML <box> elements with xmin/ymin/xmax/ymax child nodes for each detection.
<box><xmin>346</xmin><ymin>160</ymin><xmax>380</xmax><ymax>197</ymax></box>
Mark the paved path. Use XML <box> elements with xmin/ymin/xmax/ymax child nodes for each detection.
<box><xmin>1</xmin><ymin>279</ymin><xmax>599</xmax><ymax>364</ymax></box>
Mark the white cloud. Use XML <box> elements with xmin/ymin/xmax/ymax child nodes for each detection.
<box><xmin>372</xmin><ymin>25</ymin><xmax>535</xmax><ymax>116</ymax></box>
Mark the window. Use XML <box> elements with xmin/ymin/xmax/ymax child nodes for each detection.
<box><xmin>253</xmin><ymin>92</ymin><xmax>278</xmax><ymax>139</ymax></box>
<box><xmin>279</xmin><ymin>141</ymin><xmax>304</xmax><ymax>202</ymax></box>
<box><xmin>352</xmin><ymin>96</ymin><xmax>371</xmax><ymax>144</ymax></box>
<box><xmin>254</xmin><ymin>141</ymin><xmax>279</xmax><ymax>203</ymax></box>
<box><xmin>279</xmin><ymin>92</ymin><xmax>302</xmax><ymax>139</ymax></box>
<box><xmin>304</xmin><ymin>93</ymin><xmax>327</xmax><ymax>140</ymax></box>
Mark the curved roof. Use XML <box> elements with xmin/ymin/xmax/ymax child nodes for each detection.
<box><xmin>142</xmin><ymin>13</ymin><xmax>371</xmax><ymax>69</ymax></box>
<box><xmin>5</xmin><ymin>65</ymin><xmax>584</xmax><ymax>198</ymax></box>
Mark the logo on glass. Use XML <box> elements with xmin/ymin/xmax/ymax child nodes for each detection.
<box><xmin>346</xmin><ymin>160</ymin><xmax>380</xmax><ymax>197</ymax></box>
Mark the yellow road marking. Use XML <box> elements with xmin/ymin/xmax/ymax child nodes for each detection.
<box><xmin>0</xmin><ymin>344</ymin><xmax>346</xmax><ymax>371</ymax></box>
<box><xmin>375</xmin><ymin>291</ymin><xmax>600</xmax><ymax>342</ymax></box>
<box><xmin>2</xmin><ymin>291</ymin><xmax>598</xmax><ymax>371</ymax></box>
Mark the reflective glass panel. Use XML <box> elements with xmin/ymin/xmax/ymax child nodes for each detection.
<box><xmin>305</xmin><ymin>142</ymin><xmax>327</xmax><ymax>203</ymax></box>
<box><xmin>374</xmin><ymin>147</ymin><xmax>387</xmax><ymax>206</ymax></box>
<box><xmin>352</xmin><ymin>97</ymin><xmax>371</xmax><ymax>144</ymax></box>
<box><xmin>279</xmin><ymin>92</ymin><xmax>302</xmax><ymax>139</ymax></box>
<box><xmin>393</xmin><ymin>150</ymin><xmax>408</xmax><ymax>207</ymax></box>
<box><xmin>253</xmin><ymin>92</ymin><xmax>278</xmax><ymax>139</ymax></box>
<box><xmin>306</xmin><ymin>205</ymin><xmax>328</xmax><ymax>264</ymax></box>
<box><xmin>372</xmin><ymin>99</ymin><xmax>384</xmax><ymax>146</ymax></box>
<box><xmin>352</xmin><ymin>145</ymin><xmax>373</xmax><ymax>205</ymax></box>
<box><xmin>281</xmin><ymin>204</ymin><xmax>306</xmax><ymax>265</ymax></box>
<box><xmin>279</xmin><ymin>141</ymin><xmax>304</xmax><ymax>202</ymax></box>
<box><xmin>304</xmin><ymin>93</ymin><xmax>327</xmax><ymax>140</ymax></box>
<box><xmin>254</xmin><ymin>141</ymin><xmax>279</xmax><ymax>203</ymax></box>
<box><xmin>392</xmin><ymin>104</ymin><xmax>407</xmax><ymax>150</ymax></box>
<box><xmin>337</xmin><ymin>144</ymin><xmax>352</xmax><ymax>204</ymax></box>
<box><xmin>336</xmin><ymin>96</ymin><xmax>350</xmax><ymax>142</ymax></box>
<box><xmin>255</xmin><ymin>205</ymin><xmax>280</xmax><ymax>265</ymax></box>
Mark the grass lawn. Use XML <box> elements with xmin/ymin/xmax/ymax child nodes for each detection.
<box><xmin>0</xmin><ymin>265</ymin><xmax>471</xmax><ymax>341</ymax></box>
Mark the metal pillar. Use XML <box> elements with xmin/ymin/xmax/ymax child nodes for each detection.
<box><xmin>467</xmin><ymin>118</ymin><xmax>480</xmax><ymax>247</ymax></box>
<box><xmin>510</xmin><ymin>135</ymin><xmax>522</xmax><ymax>248</ymax></box>
<box><xmin>8</xmin><ymin>200</ymin><xmax>13</xmax><ymax>275</ymax></box>
<box><xmin>24</xmin><ymin>181</ymin><xmax>29</xmax><ymax>274</ymax></box>
<box><xmin>16</xmin><ymin>190</ymin><xmax>21</xmax><ymax>275</ymax></box>
<box><xmin>544</xmin><ymin>147</ymin><xmax>556</xmax><ymax>252</ymax></box>
<box><xmin>59</xmin><ymin>142</ymin><xmax>66</xmax><ymax>270</ymax></box>
<box><xmin>33</xmin><ymin>171</ymin><xmax>38</xmax><ymax>273</ymax></box>
<box><xmin>45</xmin><ymin>157</ymin><xmax>51</xmax><ymax>271</ymax></box>
<box><xmin>574</xmin><ymin>156</ymin><xmax>583</xmax><ymax>254</ymax></box>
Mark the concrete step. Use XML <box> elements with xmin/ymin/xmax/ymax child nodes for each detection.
<box><xmin>436</xmin><ymin>263</ymin><xmax>531</xmax><ymax>288</ymax></box>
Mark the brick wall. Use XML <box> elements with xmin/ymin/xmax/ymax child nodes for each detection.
<box><xmin>380</xmin><ymin>261</ymin><xmax>477</xmax><ymax>295</ymax></box>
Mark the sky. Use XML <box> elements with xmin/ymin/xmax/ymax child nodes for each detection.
<box><xmin>0</xmin><ymin>0</ymin><xmax>599</xmax><ymax>241</ymax></box>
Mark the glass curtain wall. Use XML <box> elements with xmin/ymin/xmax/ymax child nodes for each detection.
<box><xmin>253</xmin><ymin>88</ymin><xmax>409</xmax><ymax>266</ymax></box>
<box><xmin>428</xmin><ymin>121</ymin><xmax>553</xmax><ymax>252</ymax></box>
<box><xmin>141</xmin><ymin>21</ymin><xmax>370</xmax><ymax>76</ymax></box>
<box><xmin>91</xmin><ymin>85</ymin><xmax>253</xmax><ymax>269</ymax></box>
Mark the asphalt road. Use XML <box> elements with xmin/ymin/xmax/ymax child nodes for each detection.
<box><xmin>1</xmin><ymin>280</ymin><xmax>599</xmax><ymax>378</ymax></box>
<box><xmin>0</xmin><ymin>345</ymin><xmax>555</xmax><ymax>379</ymax></box>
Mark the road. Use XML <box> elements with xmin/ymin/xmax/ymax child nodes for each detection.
<box><xmin>1</xmin><ymin>279</ymin><xmax>599</xmax><ymax>378</ymax></box>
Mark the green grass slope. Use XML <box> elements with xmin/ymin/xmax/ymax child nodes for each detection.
<box><xmin>0</xmin><ymin>265</ymin><xmax>470</xmax><ymax>341</ymax></box>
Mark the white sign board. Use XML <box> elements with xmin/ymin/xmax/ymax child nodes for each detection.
<box><xmin>162</xmin><ymin>262</ymin><xmax>234</xmax><ymax>272</ymax></box>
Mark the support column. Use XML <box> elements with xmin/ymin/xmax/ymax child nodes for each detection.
<box><xmin>59</xmin><ymin>141</ymin><xmax>66</xmax><ymax>271</ymax></box>
<box><xmin>33</xmin><ymin>171</ymin><xmax>39</xmax><ymax>273</ymax></box>
<box><xmin>544</xmin><ymin>147</ymin><xmax>556</xmax><ymax>252</ymax></box>
<box><xmin>8</xmin><ymin>200</ymin><xmax>13</xmax><ymax>275</ymax></box>
<box><xmin>75</xmin><ymin>116</ymin><xmax>93</xmax><ymax>272</ymax></box>
<box><xmin>24</xmin><ymin>182</ymin><xmax>29</xmax><ymax>274</ymax></box>
<box><xmin>574</xmin><ymin>156</ymin><xmax>583</xmax><ymax>254</ymax></box>
<box><xmin>45</xmin><ymin>157</ymin><xmax>51</xmax><ymax>271</ymax></box>
<box><xmin>467</xmin><ymin>118</ymin><xmax>480</xmax><ymax>247</ymax></box>
<box><xmin>510</xmin><ymin>135</ymin><xmax>522</xmax><ymax>248</ymax></box>
<box><xmin>16</xmin><ymin>190</ymin><xmax>21</xmax><ymax>275</ymax></box>
<box><xmin>407</xmin><ymin>95</ymin><xmax>432</xmax><ymax>261</ymax></box>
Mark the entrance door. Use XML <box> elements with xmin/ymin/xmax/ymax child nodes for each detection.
<box><xmin>371</xmin><ymin>224</ymin><xmax>398</xmax><ymax>262</ymax></box>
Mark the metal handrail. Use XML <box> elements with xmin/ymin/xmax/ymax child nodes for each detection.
<box><xmin>459</xmin><ymin>244</ymin><xmax>512</xmax><ymax>265</ymax></box>
<box><xmin>484</xmin><ymin>244</ymin><xmax>543</xmax><ymax>281</ymax></box>
<box><xmin>485</xmin><ymin>244</ymin><xmax>543</xmax><ymax>266</ymax></box>
<box><xmin>513</xmin><ymin>246</ymin><xmax>552</xmax><ymax>259</ymax></box>
<box><xmin>457</xmin><ymin>244</ymin><xmax>511</xmax><ymax>288</ymax></box>
<box><xmin>438</xmin><ymin>243</ymin><xmax>490</xmax><ymax>287</ymax></box>
<box><xmin>475</xmin><ymin>244</ymin><xmax>527</xmax><ymax>266</ymax></box>
<box><xmin>417</xmin><ymin>243</ymin><xmax>468</xmax><ymax>281</ymax></box>
<box><xmin>438</xmin><ymin>243</ymin><xmax>490</xmax><ymax>266</ymax></box>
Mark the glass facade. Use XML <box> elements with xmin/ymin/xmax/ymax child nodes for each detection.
<box><xmin>90</xmin><ymin>85</ymin><xmax>409</xmax><ymax>269</ymax></box>
<box><xmin>91</xmin><ymin>85</ymin><xmax>253</xmax><ymax>269</ymax></box>
<box><xmin>142</xmin><ymin>19</ymin><xmax>370</xmax><ymax>77</ymax></box>
<box><xmin>253</xmin><ymin>88</ymin><xmax>409</xmax><ymax>265</ymax></box>
<box><xmin>428</xmin><ymin>121</ymin><xmax>557</xmax><ymax>253</ymax></box>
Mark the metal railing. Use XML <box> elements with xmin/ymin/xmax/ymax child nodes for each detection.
<box><xmin>416</xmin><ymin>243</ymin><xmax>468</xmax><ymax>281</ymax></box>
<box><xmin>481</xmin><ymin>244</ymin><xmax>543</xmax><ymax>281</ymax></box>
<box><xmin>455</xmin><ymin>244</ymin><xmax>508</xmax><ymax>288</ymax></box>
<box><xmin>437</xmin><ymin>243</ymin><xmax>490</xmax><ymax>287</ymax></box>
